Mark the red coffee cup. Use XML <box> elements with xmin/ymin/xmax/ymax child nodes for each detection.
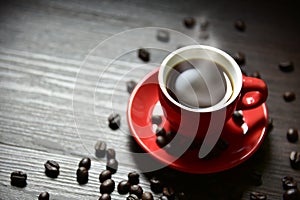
<box><xmin>158</xmin><ymin>45</ymin><xmax>268</xmax><ymax>158</ymax></box>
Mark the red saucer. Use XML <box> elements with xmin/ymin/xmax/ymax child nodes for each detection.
<box><xmin>127</xmin><ymin>68</ymin><xmax>268</xmax><ymax>174</ymax></box>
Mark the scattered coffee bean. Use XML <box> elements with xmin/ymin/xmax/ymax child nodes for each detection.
<box><xmin>95</xmin><ymin>140</ymin><xmax>107</xmax><ymax>158</ymax></box>
<box><xmin>99</xmin><ymin>193</ymin><xmax>111</xmax><ymax>200</ymax></box>
<box><xmin>126</xmin><ymin>80</ymin><xmax>137</xmax><ymax>94</ymax></box>
<box><xmin>206</xmin><ymin>138</ymin><xmax>229</xmax><ymax>159</ymax></box>
<box><xmin>159</xmin><ymin>195</ymin><xmax>169</xmax><ymax>200</ymax></box>
<box><xmin>130</xmin><ymin>185</ymin><xmax>144</xmax><ymax>198</ymax></box>
<box><xmin>44</xmin><ymin>160</ymin><xmax>60</xmax><ymax>178</ymax></box>
<box><xmin>142</xmin><ymin>192</ymin><xmax>154</xmax><ymax>200</ymax></box>
<box><xmin>38</xmin><ymin>192</ymin><xmax>50</xmax><ymax>200</ymax></box>
<box><xmin>100</xmin><ymin>179</ymin><xmax>115</xmax><ymax>194</ymax></box>
<box><xmin>150</xmin><ymin>177</ymin><xmax>163</xmax><ymax>193</ymax></box>
<box><xmin>138</xmin><ymin>48</ymin><xmax>150</xmax><ymax>62</ymax></box>
<box><xmin>283</xmin><ymin>91</ymin><xmax>296</xmax><ymax>102</ymax></box>
<box><xmin>234</xmin><ymin>19</ymin><xmax>246</xmax><ymax>32</ymax></box>
<box><xmin>78</xmin><ymin>157</ymin><xmax>91</xmax><ymax>170</ymax></box>
<box><xmin>106</xmin><ymin>148</ymin><xmax>116</xmax><ymax>160</ymax></box>
<box><xmin>232</xmin><ymin>52</ymin><xmax>246</xmax><ymax>65</ymax></box>
<box><xmin>250</xmin><ymin>191</ymin><xmax>267</xmax><ymax>200</ymax></box>
<box><xmin>118</xmin><ymin>180</ymin><xmax>130</xmax><ymax>194</ymax></box>
<box><xmin>156</xmin><ymin>127</ymin><xmax>166</xmax><ymax>137</ymax></box>
<box><xmin>151</xmin><ymin>115</ymin><xmax>162</xmax><ymax>125</ymax></box>
<box><xmin>282</xmin><ymin>176</ymin><xmax>298</xmax><ymax>190</ymax></box>
<box><xmin>289</xmin><ymin>151</ymin><xmax>300</xmax><ymax>170</ymax></box>
<box><xmin>279</xmin><ymin>61</ymin><xmax>294</xmax><ymax>72</ymax></box>
<box><xmin>10</xmin><ymin>171</ymin><xmax>27</xmax><ymax>188</ymax></box>
<box><xmin>283</xmin><ymin>188</ymin><xmax>300</xmax><ymax>200</ymax></box>
<box><xmin>106</xmin><ymin>158</ymin><xmax>118</xmax><ymax>174</ymax></box>
<box><xmin>163</xmin><ymin>186</ymin><xmax>175</xmax><ymax>199</ymax></box>
<box><xmin>287</xmin><ymin>128</ymin><xmax>299</xmax><ymax>143</ymax></box>
<box><xmin>200</xmin><ymin>18</ymin><xmax>209</xmax><ymax>30</ymax></box>
<box><xmin>157</xmin><ymin>29</ymin><xmax>170</xmax><ymax>42</ymax></box>
<box><xmin>250</xmin><ymin>71</ymin><xmax>261</xmax><ymax>79</ymax></box>
<box><xmin>76</xmin><ymin>167</ymin><xmax>88</xmax><ymax>184</ymax></box>
<box><xmin>267</xmin><ymin>117</ymin><xmax>274</xmax><ymax>132</ymax></box>
<box><xmin>183</xmin><ymin>17</ymin><xmax>196</xmax><ymax>28</ymax></box>
<box><xmin>156</xmin><ymin>135</ymin><xmax>168</xmax><ymax>148</ymax></box>
<box><xmin>128</xmin><ymin>171</ymin><xmax>140</xmax><ymax>185</ymax></box>
<box><xmin>127</xmin><ymin>194</ymin><xmax>139</xmax><ymax>200</ymax></box>
<box><xmin>232</xmin><ymin>111</ymin><xmax>244</xmax><ymax>126</ymax></box>
<box><xmin>108</xmin><ymin>113</ymin><xmax>121</xmax><ymax>130</ymax></box>
<box><xmin>99</xmin><ymin>170</ymin><xmax>112</xmax><ymax>183</ymax></box>
<box><xmin>165</xmin><ymin>131</ymin><xmax>176</xmax><ymax>143</ymax></box>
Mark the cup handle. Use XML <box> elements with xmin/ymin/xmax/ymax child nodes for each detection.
<box><xmin>236</xmin><ymin>76</ymin><xmax>268</xmax><ymax>110</ymax></box>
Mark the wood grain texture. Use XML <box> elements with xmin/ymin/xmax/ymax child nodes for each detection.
<box><xmin>0</xmin><ymin>0</ymin><xmax>300</xmax><ymax>199</ymax></box>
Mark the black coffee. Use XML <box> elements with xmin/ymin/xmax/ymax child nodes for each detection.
<box><xmin>166</xmin><ymin>59</ymin><xmax>233</xmax><ymax>108</ymax></box>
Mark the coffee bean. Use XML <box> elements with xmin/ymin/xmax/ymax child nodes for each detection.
<box><xmin>118</xmin><ymin>180</ymin><xmax>130</xmax><ymax>194</ymax></box>
<box><xmin>283</xmin><ymin>188</ymin><xmax>300</xmax><ymax>200</ymax></box>
<box><xmin>44</xmin><ymin>160</ymin><xmax>60</xmax><ymax>178</ymax></box>
<box><xmin>10</xmin><ymin>171</ymin><xmax>27</xmax><ymax>188</ymax></box>
<box><xmin>151</xmin><ymin>115</ymin><xmax>162</xmax><ymax>125</ymax></box>
<box><xmin>99</xmin><ymin>193</ymin><xmax>111</xmax><ymax>200</ymax></box>
<box><xmin>183</xmin><ymin>17</ymin><xmax>196</xmax><ymax>28</ymax></box>
<box><xmin>282</xmin><ymin>176</ymin><xmax>298</xmax><ymax>190</ymax></box>
<box><xmin>38</xmin><ymin>192</ymin><xmax>50</xmax><ymax>200</ymax></box>
<box><xmin>156</xmin><ymin>135</ymin><xmax>168</xmax><ymax>148</ymax></box>
<box><xmin>126</xmin><ymin>80</ymin><xmax>137</xmax><ymax>94</ymax></box>
<box><xmin>150</xmin><ymin>177</ymin><xmax>163</xmax><ymax>193</ymax></box>
<box><xmin>232</xmin><ymin>52</ymin><xmax>246</xmax><ymax>65</ymax></box>
<box><xmin>250</xmin><ymin>191</ymin><xmax>267</xmax><ymax>200</ymax></box>
<box><xmin>138</xmin><ymin>48</ymin><xmax>150</xmax><ymax>62</ymax></box>
<box><xmin>234</xmin><ymin>20</ymin><xmax>246</xmax><ymax>32</ymax></box>
<box><xmin>142</xmin><ymin>192</ymin><xmax>154</xmax><ymax>200</ymax></box>
<box><xmin>166</xmin><ymin>131</ymin><xmax>176</xmax><ymax>142</ymax></box>
<box><xmin>130</xmin><ymin>185</ymin><xmax>144</xmax><ymax>198</ymax></box>
<box><xmin>200</xmin><ymin>18</ymin><xmax>209</xmax><ymax>30</ymax></box>
<box><xmin>78</xmin><ymin>157</ymin><xmax>91</xmax><ymax>170</ymax></box>
<box><xmin>99</xmin><ymin>170</ymin><xmax>112</xmax><ymax>183</ymax></box>
<box><xmin>108</xmin><ymin>113</ymin><xmax>121</xmax><ymax>130</ymax></box>
<box><xmin>283</xmin><ymin>91</ymin><xmax>296</xmax><ymax>102</ymax></box>
<box><xmin>95</xmin><ymin>140</ymin><xmax>107</xmax><ymax>158</ymax></box>
<box><xmin>156</xmin><ymin>127</ymin><xmax>166</xmax><ymax>137</ymax></box>
<box><xmin>127</xmin><ymin>194</ymin><xmax>139</xmax><ymax>200</ymax></box>
<box><xmin>106</xmin><ymin>158</ymin><xmax>118</xmax><ymax>174</ymax></box>
<box><xmin>232</xmin><ymin>111</ymin><xmax>244</xmax><ymax>126</ymax></box>
<box><xmin>106</xmin><ymin>148</ymin><xmax>116</xmax><ymax>160</ymax></box>
<box><xmin>128</xmin><ymin>171</ymin><xmax>140</xmax><ymax>185</ymax></box>
<box><xmin>163</xmin><ymin>186</ymin><xmax>175</xmax><ymax>199</ymax></box>
<box><xmin>279</xmin><ymin>61</ymin><xmax>294</xmax><ymax>72</ymax></box>
<box><xmin>157</xmin><ymin>29</ymin><xmax>170</xmax><ymax>42</ymax></box>
<box><xmin>159</xmin><ymin>196</ymin><xmax>169</xmax><ymax>200</ymax></box>
<box><xmin>267</xmin><ymin>117</ymin><xmax>274</xmax><ymax>132</ymax></box>
<box><xmin>77</xmin><ymin>167</ymin><xmax>88</xmax><ymax>184</ymax></box>
<box><xmin>287</xmin><ymin>128</ymin><xmax>299</xmax><ymax>143</ymax></box>
<box><xmin>100</xmin><ymin>179</ymin><xmax>115</xmax><ymax>194</ymax></box>
<box><xmin>289</xmin><ymin>151</ymin><xmax>300</xmax><ymax>170</ymax></box>
<box><xmin>250</xmin><ymin>72</ymin><xmax>261</xmax><ymax>79</ymax></box>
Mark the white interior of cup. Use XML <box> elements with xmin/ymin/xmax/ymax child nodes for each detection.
<box><xmin>158</xmin><ymin>45</ymin><xmax>242</xmax><ymax>112</ymax></box>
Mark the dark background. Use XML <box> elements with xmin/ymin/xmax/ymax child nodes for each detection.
<box><xmin>0</xmin><ymin>0</ymin><xmax>299</xmax><ymax>199</ymax></box>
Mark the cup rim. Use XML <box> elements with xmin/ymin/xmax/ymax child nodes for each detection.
<box><xmin>158</xmin><ymin>45</ymin><xmax>242</xmax><ymax>113</ymax></box>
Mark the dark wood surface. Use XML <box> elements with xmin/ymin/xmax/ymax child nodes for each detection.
<box><xmin>0</xmin><ymin>0</ymin><xmax>299</xmax><ymax>199</ymax></box>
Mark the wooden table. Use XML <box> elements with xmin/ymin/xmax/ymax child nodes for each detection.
<box><xmin>0</xmin><ymin>0</ymin><xmax>299</xmax><ymax>199</ymax></box>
